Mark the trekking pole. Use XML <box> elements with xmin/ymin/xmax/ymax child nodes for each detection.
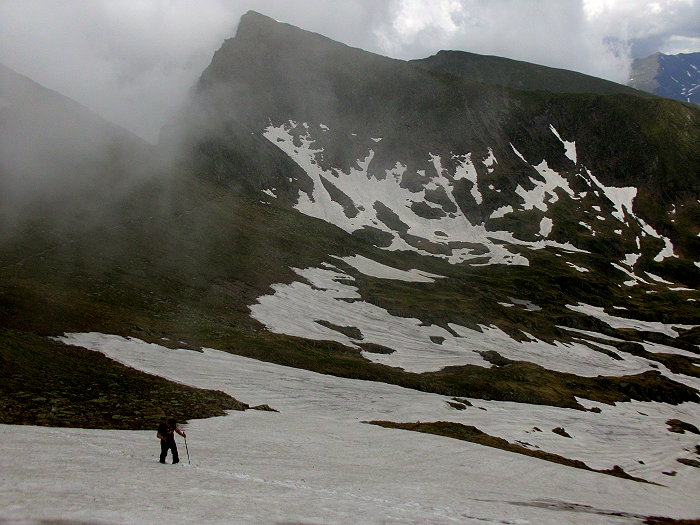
<box><xmin>184</xmin><ymin>436</ymin><xmax>191</xmax><ymax>465</ymax></box>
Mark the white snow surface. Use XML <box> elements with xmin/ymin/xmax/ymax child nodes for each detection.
<box><xmin>539</xmin><ymin>216</ymin><xmax>553</xmax><ymax>237</ymax></box>
<box><xmin>587</xmin><ymin>171</ymin><xmax>636</xmax><ymax>224</ymax></box>
<box><xmin>612</xmin><ymin>262</ymin><xmax>648</xmax><ymax>287</ymax></box>
<box><xmin>249</xmin><ymin>265</ymin><xmax>685</xmax><ymax>377</ymax></box>
<box><xmin>550</xmin><ymin>125</ymin><xmax>577</xmax><ymax>164</ymax></box>
<box><xmin>3</xmin><ymin>332</ymin><xmax>697</xmax><ymax>525</ymax></box>
<box><xmin>262</xmin><ymin>120</ymin><xmax>682</xmax><ymax>272</ymax></box>
<box><xmin>263</xmin><ymin>121</ymin><xmax>585</xmax><ymax>266</ymax></box>
<box><xmin>510</xmin><ymin>143</ymin><xmax>527</xmax><ymax>162</ymax></box>
<box><xmin>515</xmin><ymin>160</ymin><xmax>575</xmax><ymax>212</ymax></box>
<box><xmin>452</xmin><ymin>152</ymin><xmax>482</xmax><ymax>204</ymax></box>
<box><xmin>567</xmin><ymin>261</ymin><xmax>590</xmax><ymax>273</ymax></box>
<box><xmin>490</xmin><ymin>204</ymin><xmax>513</xmax><ymax>219</ymax></box>
<box><xmin>332</xmin><ymin>254</ymin><xmax>443</xmax><ymax>282</ymax></box>
<box><xmin>567</xmin><ymin>303</ymin><xmax>698</xmax><ymax>338</ymax></box>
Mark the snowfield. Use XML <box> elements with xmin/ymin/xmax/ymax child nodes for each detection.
<box><xmin>2</xmin><ymin>333</ymin><xmax>699</xmax><ymax>524</ymax></box>
<box><xmin>263</xmin><ymin>121</ymin><xmax>588</xmax><ymax>266</ymax></box>
<box><xmin>250</xmin><ymin>263</ymin><xmax>697</xmax><ymax>379</ymax></box>
<box><xmin>263</xmin><ymin>121</ymin><xmax>678</xmax><ymax>268</ymax></box>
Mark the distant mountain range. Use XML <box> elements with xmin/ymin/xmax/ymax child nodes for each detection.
<box><xmin>629</xmin><ymin>51</ymin><xmax>700</xmax><ymax>104</ymax></box>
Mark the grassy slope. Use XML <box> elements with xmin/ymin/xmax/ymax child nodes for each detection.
<box><xmin>0</xmin><ymin>329</ymin><xmax>245</xmax><ymax>429</ymax></box>
<box><xmin>411</xmin><ymin>50</ymin><xmax>652</xmax><ymax>97</ymax></box>
<box><xmin>1</xmin><ymin>171</ymin><xmax>697</xmax><ymax>418</ymax></box>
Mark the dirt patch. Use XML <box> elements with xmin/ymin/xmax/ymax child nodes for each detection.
<box><xmin>314</xmin><ymin>320</ymin><xmax>363</xmax><ymax>340</ymax></box>
<box><xmin>357</xmin><ymin>342</ymin><xmax>396</xmax><ymax>354</ymax></box>
<box><xmin>666</xmin><ymin>419</ymin><xmax>700</xmax><ymax>434</ymax></box>
<box><xmin>644</xmin><ymin>518</ymin><xmax>700</xmax><ymax>524</ymax></box>
<box><xmin>552</xmin><ymin>427</ymin><xmax>572</xmax><ymax>438</ymax></box>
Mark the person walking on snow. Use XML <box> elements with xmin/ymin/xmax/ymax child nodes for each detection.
<box><xmin>157</xmin><ymin>418</ymin><xmax>186</xmax><ymax>464</ymax></box>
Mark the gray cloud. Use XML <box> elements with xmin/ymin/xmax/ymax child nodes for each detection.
<box><xmin>1</xmin><ymin>0</ymin><xmax>697</xmax><ymax>141</ymax></box>
<box><xmin>581</xmin><ymin>0</ymin><xmax>700</xmax><ymax>58</ymax></box>
<box><xmin>374</xmin><ymin>0</ymin><xmax>632</xmax><ymax>81</ymax></box>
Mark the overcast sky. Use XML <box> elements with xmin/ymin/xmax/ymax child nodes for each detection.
<box><xmin>1</xmin><ymin>0</ymin><xmax>698</xmax><ymax>142</ymax></box>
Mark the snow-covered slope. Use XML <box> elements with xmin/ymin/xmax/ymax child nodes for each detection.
<box><xmin>2</xmin><ymin>334</ymin><xmax>697</xmax><ymax>525</ymax></box>
<box><xmin>261</xmin><ymin>119</ymin><xmax>680</xmax><ymax>269</ymax></box>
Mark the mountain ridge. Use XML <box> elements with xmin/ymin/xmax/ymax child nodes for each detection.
<box><xmin>412</xmin><ymin>49</ymin><xmax>651</xmax><ymax>98</ymax></box>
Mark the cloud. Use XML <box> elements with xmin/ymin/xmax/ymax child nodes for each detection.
<box><xmin>1</xmin><ymin>1</ymin><xmax>696</xmax><ymax>141</ymax></box>
<box><xmin>661</xmin><ymin>35</ymin><xmax>700</xmax><ymax>54</ymax></box>
<box><xmin>372</xmin><ymin>0</ymin><xmax>643</xmax><ymax>82</ymax></box>
<box><xmin>0</xmin><ymin>0</ymin><xmax>241</xmax><ymax>142</ymax></box>
<box><xmin>582</xmin><ymin>0</ymin><xmax>700</xmax><ymax>57</ymax></box>
<box><xmin>373</xmin><ymin>0</ymin><xmax>698</xmax><ymax>81</ymax></box>
<box><xmin>0</xmin><ymin>0</ymin><xmax>389</xmax><ymax>142</ymax></box>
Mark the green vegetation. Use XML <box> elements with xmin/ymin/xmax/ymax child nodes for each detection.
<box><xmin>412</xmin><ymin>50</ymin><xmax>651</xmax><ymax>97</ymax></box>
<box><xmin>0</xmin><ymin>329</ymin><xmax>244</xmax><ymax>429</ymax></box>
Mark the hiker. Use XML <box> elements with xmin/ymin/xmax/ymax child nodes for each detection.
<box><xmin>157</xmin><ymin>418</ymin><xmax>186</xmax><ymax>464</ymax></box>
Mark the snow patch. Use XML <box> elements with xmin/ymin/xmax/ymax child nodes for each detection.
<box><xmin>566</xmin><ymin>262</ymin><xmax>589</xmax><ymax>273</ymax></box>
<box><xmin>510</xmin><ymin>143</ymin><xmax>527</xmax><ymax>162</ymax></box>
<box><xmin>549</xmin><ymin>125</ymin><xmax>577</xmax><ymax>164</ymax></box>
<box><xmin>452</xmin><ymin>153</ymin><xmax>482</xmax><ymax>204</ymax></box>
<box><xmin>263</xmin><ymin>121</ymin><xmax>583</xmax><ymax>267</ymax></box>
<box><xmin>251</xmin><ymin>266</ymin><xmax>670</xmax><ymax>377</ymax></box>
<box><xmin>539</xmin><ymin>217</ymin><xmax>553</xmax><ymax>237</ymax></box>
<box><xmin>515</xmin><ymin>160</ymin><xmax>575</xmax><ymax>212</ymax></box>
<box><xmin>566</xmin><ymin>303</ymin><xmax>697</xmax><ymax>338</ymax></box>
<box><xmin>587</xmin><ymin>171</ymin><xmax>636</xmax><ymax>224</ymax></box>
<box><xmin>482</xmin><ymin>148</ymin><xmax>497</xmax><ymax>172</ymax></box>
<box><xmin>490</xmin><ymin>205</ymin><xmax>513</xmax><ymax>219</ymax></box>
<box><xmin>646</xmin><ymin>272</ymin><xmax>674</xmax><ymax>285</ymax></box>
<box><xmin>332</xmin><ymin>255</ymin><xmax>443</xmax><ymax>283</ymax></box>
<box><xmin>4</xmin><ymin>334</ymin><xmax>694</xmax><ymax>524</ymax></box>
